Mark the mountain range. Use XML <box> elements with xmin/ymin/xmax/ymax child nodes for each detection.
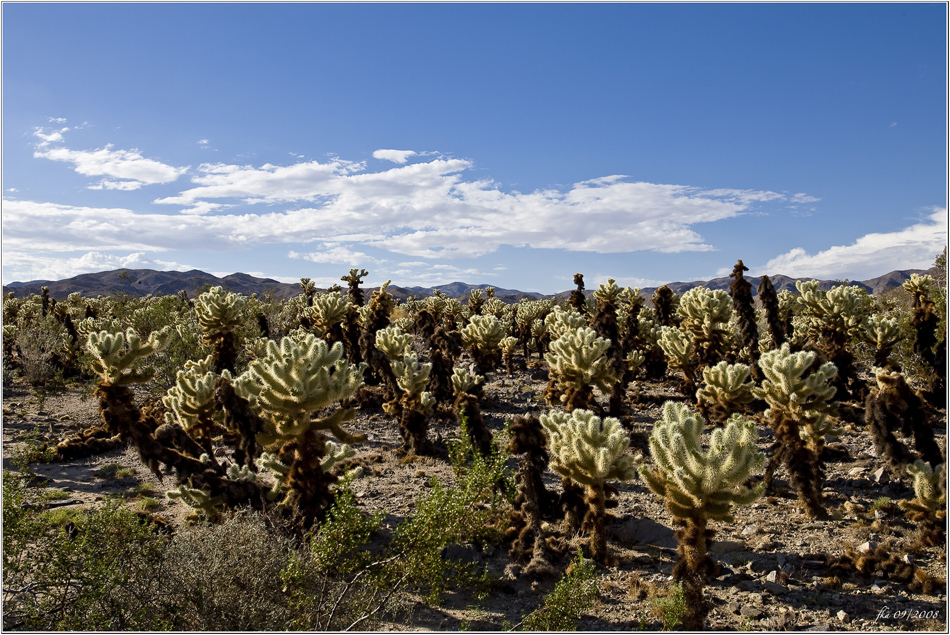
<box><xmin>2</xmin><ymin>266</ymin><xmax>936</xmax><ymax>303</ymax></box>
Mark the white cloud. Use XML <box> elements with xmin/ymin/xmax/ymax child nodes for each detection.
<box><xmin>289</xmin><ymin>244</ymin><xmax>378</xmax><ymax>265</ymax></box>
<box><xmin>198</xmin><ymin>139</ymin><xmax>209</xmax><ymax>145</ymax></box>
<box><xmin>48</xmin><ymin>117</ymin><xmax>67</xmax><ymax>124</ymax></box>
<box><xmin>33</xmin><ymin>125</ymin><xmax>70</xmax><ymax>147</ymax></box>
<box><xmin>34</xmin><ymin>143</ymin><xmax>187</xmax><ymax>190</ymax></box>
<box><xmin>373</xmin><ymin>149</ymin><xmax>418</xmax><ymax>164</ymax></box>
<box><xmin>790</xmin><ymin>193</ymin><xmax>821</xmax><ymax>204</ymax></box>
<box><xmin>755</xmin><ymin>207</ymin><xmax>948</xmax><ymax>279</ymax></box>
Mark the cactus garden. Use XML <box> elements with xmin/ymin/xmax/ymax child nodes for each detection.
<box><xmin>2</xmin><ymin>263</ymin><xmax>947</xmax><ymax>631</ymax></box>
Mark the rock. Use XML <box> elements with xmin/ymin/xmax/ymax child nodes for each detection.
<box><xmin>848</xmin><ymin>467</ymin><xmax>866</xmax><ymax>477</ymax></box>
<box><xmin>725</xmin><ymin>601</ymin><xmax>742</xmax><ymax>615</ymax></box>
<box><xmin>740</xmin><ymin>605</ymin><xmax>764</xmax><ymax>619</ymax></box>
<box><xmin>737</xmin><ymin>580</ymin><xmax>758</xmax><ymax>592</ymax></box>
<box><xmin>903</xmin><ymin>554</ymin><xmax>915</xmax><ymax>565</ymax></box>
<box><xmin>871</xmin><ymin>467</ymin><xmax>889</xmax><ymax>484</ymax></box>
<box><xmin>837</xmin><ymin>610</ymin><xmax>851</xmax><ymax>624</ymax></box>
<box><xmin>765</xmin><ymin>570</ymin><xmax>780</xmax><ymax>583</ymax></box>
<box><xmin>804</xmin><ymin>623</ymin><xmax>834</xmax><ymax>631</ymax></box>
<box><xmin>741</xmin><ymin>523</ymin><xmax>759</xmax><ymax>536</ymax></box>
<box><xmin>857</xmin><ymin>541</ymin><xmax>877</xmax><ymax>554</ymax></box>
<box><xmin>762</xmin><ymin>581</ymin><xmax>788</xmax><ymax>594</ymax></box>
<box><xmin>710</xmin><ymin>540</ymin><xmax>743</xmax><ymax>555</ymax></box>
<box><xmin>614</xmin><ymin>517</ymin><xmax>678</xmax><ymax>549</ymax></box>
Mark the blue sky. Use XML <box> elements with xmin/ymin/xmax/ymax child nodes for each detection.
<box><xmin>2</xmin><ymin>2</ymin><xmax>946</xmax><ymax>293</ymax></box>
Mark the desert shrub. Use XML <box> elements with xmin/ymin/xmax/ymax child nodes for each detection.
<box><xmin>3</xmin><ymin>473</ymin><xmax>170</xmax><ymax>631</ymax></box>
<box><xmin>519</xmin><ymin>551</ymin><xmax>599</xmax><ymax>631</ymax></box>
<box><xmin>13</xmin><ymin>314</ymin><xmax>66</xmax><ymax>387</ymax></box>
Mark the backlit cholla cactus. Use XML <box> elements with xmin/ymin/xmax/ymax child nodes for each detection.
<box><xmin>899</xmin><ymin>460</ymin><xmax>946</xmax><ymax>548</ymax></box>
<box><xmin>387</xmin><ymin>352</ymin><xmax>436</xmax><ymax>455</ymax></box>
<box><xmin>461</xmin><ymin>313</ymin><xmax>506</xmax><ymax>373</ymax></box>
<box><xmin>451</xmin><ymin>365</ymin><xmax>492</xmax><ymax>456</ymax></box>
<box><xmin>163</xmin><ymin>354</ymin><xmax>223</xmax><ymax>452</ymax></box>
<box><xmin>864</xmin><ymin>367</ymin><xmax>942</xmax><ymax>479</ymax></box>
<box><xmin>754</xmin><ymin>343</ymin><xmax>838</xmax><ymax>518</ymax></box>
<box><xmin>793</xmin><ymin>281</ymin><xmax>872</xmax><ymax>400</ymax></box>
<box><xmin>543</xmin><ymin>326</ymin><xmax>617</xmax><ymax>412</ymax></box>
<box><xmin>757</xmin><ymin>275</ymin><xmax>786</xmax><ymax>349</ymax></box>
<box><xmin>299</xmin><ymin>277</ymin><xmax>317</xmax><ymax>305</ymax></box>
<box><xmin>195</xmin><ymin>286</ymin><xmax>246</xmax><ymax>374</ymax></box>
<box><xmin>677</xmin><ymin>287</ymin><xmax>734</xmax><ymax>367</ymax></box>
<box><xmin>544</xmin><ymin>306</ymin><xmax>588</xmax><ymax>342</ymax></box>
<box><xmin>359</xmin><ymin>281</ymin><xmax>394</xmax><ymax>386</ymax></box>
<box><xmin>658</xmin><ymin>326</ymin><xmax>698</xmax><ymax>396</ymax></box>
<box><xmin>234</xmin><ymin>334</ymin><xmax>365</xmax><ymax>526</ymax></box>
<box><xmin>376</xmin><ymin>324</ymin><xmax>414</xmax><ymax>361</ymax></box>
<box><xmin>516</xmin><ymin>299</ymin><xmax>554</xmax><ymax>362</ymax></box>
<box><xmin>60</xmin><ymin>327</ymin><xmax>174</xmax><ymax>470</ymax></box>
<box><xmin>305</xmin><ymin>291</ymin><xmax>352</xmax><ymax>342</ymax></box>
<box><xmin>540</xmin><ymin>409</ymin><xmax>637</xmax><ymax>562</ymax></box>
<box><xmin>500</xmin><ymin>335</ymin><xmax>518</xmax><ymax>375</ymax></box>
<box><xmin>639</xmin><ymin>402</ymin><xmax>765</xmax><ymax>630</ymax></box>
<box><xmin>695</xmin><ymin>361</ymin><xmax>754</xmax><ymax>425</ymax></box>
<box><xmin>592</xmin><ymin>278</ymin><xmax>631</xmax><ymax>416</ymax></box>
<box><xmin>902</xmin><ymin>273</ymin><xmax>944</xmax><ymax>406</ymax></box>
<box><xmin>864</xmin><ymin>313</ymin><xmax>903</xmax><ymax>369</ymax></box>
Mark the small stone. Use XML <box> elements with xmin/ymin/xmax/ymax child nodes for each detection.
<box><xmin>741</xmin><ymin>524</ymin><xmax>759</xmax><ymax>536</ymax></box>
<box><xmin>857</xmin><ymin>541</ymin><xmax>877</xmax><ymax>554</ymax></box>
<box><xmin>765</xmin><ymin>570</ymin><xmax>780</xmax><ymax>583</ymax></box>
<box><xmin>776</xmin><ymin>553</ymin><xmax>787</xmax><ymax>567</ymax></box>
<box><xmin>848</xmin><ymin>467</ymin><xmax>866</xmax><ymax>477</ymax></box>
<box><xmin>726</xmin><ymin>601</ymin><xmax>742</xmax><ymax>615</ymax></box>
<box><xmin>762</xmin><ymin>581</ymin><xmax>789</xmax><ymax>594</ymax></box>
<box><xmin>903</xmin><ymin>554</ymin><xmax>915</xmax><ymax>565</ymax></box>
<box><xmin>874</xmin><ymin>509</ymin><xmax>886</xmax><ymax>520</ymax></box>
<box><xmin>837</xmin><ymin>610</ymin><xmax>851</xmax><ymax>623</ymax></box>
<box><xmin>740</xmin><ymin>605</ymin><xmax>764</xmax><ymax>619</ymax></box>
<box><xmin>871</xmin><ymin>467</ymin><xmax>889</xmax><ymax>484</ymax></box>
<box><xmin>35</xmin><ymin>411</ymin><xmax>49</xmax><ymax>417</ymax></box>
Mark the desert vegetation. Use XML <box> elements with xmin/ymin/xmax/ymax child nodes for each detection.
<box><xmin>2</xmin><ymin>255</ymin><xmax>947</xmax><ymax>631</ymax></box>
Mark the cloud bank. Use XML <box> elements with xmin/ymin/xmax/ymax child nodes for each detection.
<box><xmin>755</xmin><ymin>207</ymin><xmax>948</xmax><ymax>280</ymax></box>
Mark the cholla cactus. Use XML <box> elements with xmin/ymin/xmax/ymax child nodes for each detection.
<box><xmin>864</xmin><ymin>368</ymin><xmax>942</xmax><ymax>478</ymax></box>
<box><xmin>677</xmin><ymin>287</ymin><xmax>734</xmax><ymax>366</ymax></box>
<box><xmin>387</xmin><ymin>352</ymin><xmax>436</xmax><ymax>455</ymax></box>
<box><xmin>299</xmin><ymin>277</ymin><xmax>317</xmax><ymax>304</ymax></box>
<box><xmin>499</xmin><ymin>335</ymin><xmax>518</xmax><ymax>375</ymax></box>
<box><xmin>864</xmin><ymin>313</ymin><xmax>903</xmax><ymax>368</ymax></box>
<box><xmin>163</xmin><ymin>354</ymin><xmax>223</xmax><ymax>451</ymax></box>
<box><xmin>305</xmin><ymin>291</ymin><xmax>352</xmax><ymax>341</ymax></box>
<box><xmin>754</xmin><ymin>343</ymin><xmax>838</xmax><ymax>518</ymax></box>
<box><xmin>376</xmin><ymin>324</ymin><xmax>414</xmax><ymax>361</ymax></box>
<box><xmin>543</xmin><ymin>326</ymin><xmax>617</xmax><ymax>412</ymax></box>
<box><xmin>638</xmin><ymin>402</ymin><xmax>764</xmax><ymax>629</ymax></box>
<box><xmin>234</xmin><ymin>334</ymin><xmax>366</xmax><ymax>525</ymax></box>
<box><xmin>658</xmin><ymin>326</ymin><xmax>698</xmax><ymax>396</ymax></box>
<box><xmin>540</xmin><ymin>409</ymin><xmax>637</xmax><ymax>561</ymax></box>
<box><xmin>696</xmin><ymin>361</ymin><xmax>754</xmax><ymax>425</ymax></box>
<box><xmin>195</xmin><ymin>286</ymin><xmax>246</xmax><ymax>374</ymax></box>
<box><xmin>899</xmin><ymin>460</ymin><xmax>946</xmax><ymax>547</ymax></box>
<box><xmin>359</xmin><ymin>280</ymin><xmax>394</xmax><ymax>387</ymax></box>
<box><xmin>544</xmin><ymin>306</ymin><xmax>588</xmax><ymax>341</ymax></box>
<box><xmin>794</xmin><ymin>281</ymin><xmax>872</xmax><ymax>400</ymax></box>
<box><xmin>757</xmin><ymin>275</ymin><xmax>786</xmax><ymax>349</ymax></box>
<box><xmin>167</xmin><ymin>482</ymin><xmax>225</xmax><ymax>520</ymax></box>
<box><xmin>451</xmin><ymin>365</ymin><xmax>492</xmax><ymax>456</ymax></box>
<box><xmin>902</xmin><ymin>273</ymin><xmax>943</xmax><ymax>406</ymax></box>
<box><xmin>461</xmin><ymin>313</ymin><xmax>506</xmax><ymax>372</ymax></box>
<box><xmin>87</xmin><ymin>327</ymin><xmax>174</xmax><ymax>387</ymax></box>
<box><xmin>516</xmin><ymin>299</ymin><xmax>554</xmax><ymax>361</ymax></box>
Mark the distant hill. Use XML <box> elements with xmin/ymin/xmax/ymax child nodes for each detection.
<box><xmin>2</xmin><ymin>266</ymin><xmax>936</xmax><ymax>303</ymax></box>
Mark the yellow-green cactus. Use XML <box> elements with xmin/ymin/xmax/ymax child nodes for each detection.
<box><xmin>899</xmin><ymin>460</ymin><xmax>946</xmax><ymax>547</ymax></box>
<box><xmin>540</xmin><ymin>408</ymin><xmax>636</xmax><ymax>561</ymax></box>
<box><xmin>696</xmin><ymin>361</ymin><xmax>754</xmax><ymax>424</ymax></box>
<box><xmin>676</xmin><ymin>287</ymin><xmax>734</xmax><ymax>367</ymax></box>
<box><xmin>754</xmin><ymin>343</ymin><xmax>837</xmax><ymax>518</ymax></box>
<box><xmin>864</xmin><ymin>313</ymin><xmax>903</xmax><ymax>367</ymax></box>
<box><xmin>163</xmin><ymin>354</ymin><xmax>222</xmax><ymax>450</ymax></box>
<box><xmin>388</xmin><ymin>352</ymin><xmax>436</xmax><ymax>455</ymax></box>
<box><xmin>305</xmin><ymin>291</ymin><xmax>352</xmax><ymax>340</ymax></box>
<box><xmin>638</xmin><ymin>402</ymin><xmax>764</xmax><ymax>629</ymax></box>
<box><xmin>195</xmin><ymin>286</ymin><xmax>246</xmax><ymax>373</ymax></box>
<box><xmin>376</xmin><ymin>324</ymin><xmax>414</xmax><ymax>361</ymax></box>
<box><xmin>461</xmin><ymin>313</ymin><xmax>506</xmax><ymax>371</ymax></box>
<box><xmin>233</xmin><ymin>333</ymin><xmax>366</xmax><ymax>525</ymax></box>
<box><xmin>543</xmin><ymin>326</ymin><xmax>617</xmax><ymax>411</ymax></box>
<box><xmin>235</xmin><ymin>334</ymin><xmax>366</xmax><ymax>448</ymax></box>
<box><xmin>544</xmin><ymin>306</ymin><xmax>588</xmax><ymax>341</ymax></box>
<box><xmin>87</xmin><ymin>327</ymin><xmax>173</xmax><ymax>387</ymax></box>
<box><xmin>451</xmin><ymin>366</ymin><xmax>484</xmax><ymax>395</ymax></box>
<box><xmin>658</xmin><ymin>326</ymin><xmax>698</xmax><ymax>395</ymax></box>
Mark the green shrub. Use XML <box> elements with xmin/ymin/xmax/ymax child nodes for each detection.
<box><xmin>520</xmin><ymin>551</ymin><xmax>599</xmax><ymax>631</ymax></box>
